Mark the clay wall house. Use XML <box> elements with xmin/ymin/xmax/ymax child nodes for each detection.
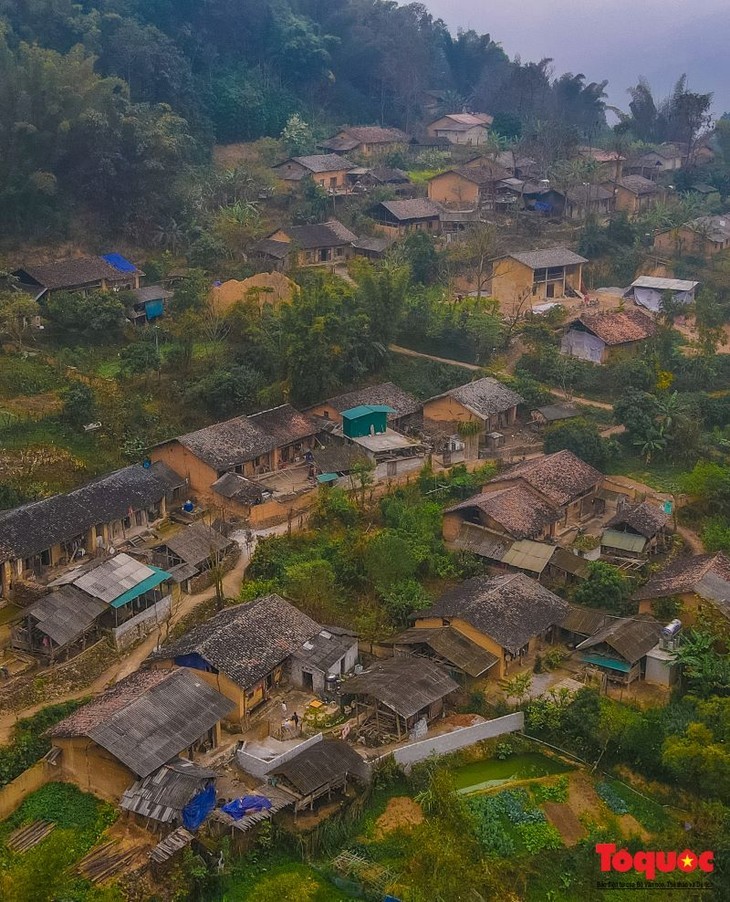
<box><xmin>306</xmin><ymin>382</ymin><xmax>422</xmax><ymax>432</ymax></box>
<box><xmin>321</xmin><ymin>126</ymin><xmax>411</xmax><ymax>157</ymax></box>
<box><xmin>561</xmin><ymin>308</ymin><xmax>656</xmax><ymax>364</ymax></box>
<box><xmin>250</xmin><ymin>220</ymin><xmax>358</xmax><ymax>270</ymax></box>
<box><xmin>564</xmin><ymin>184</ymin><xmax>614</xmax><ymax>220</ymax></box>
<box><xmin>370</xmin><ymin>198</ymin><xmax>442</xmax><ymax>237</ymax></box>
<box><xmin>0</xmin><ymin>462</ymin><xmax>186</xmax><ymax>599</ymax></box>
<box><xmin>272</xmin><ymin>154</ymin><xmax>354</xmax><ymax>192</ymax></box>
<box><xmin>653</xmin><ymin>215</ymin><xmax>730</xmax><ymax>260</ymax></box>
<box><xmin>148</xmin><ymin>594</ymin><xmax>358</xmax><ymax>722</ymax></box>
<box><xmin>490</xmin><ymin>249</ymin><xmax>587</xmax><ymax>305</ymax></box>
<box><xmin>45</xmin><ymin>669</ymin><xmax>233</xmax><ymax>803</ymax></box>
<box><xmin>427</xmin><ymin>162</ymin><xmax>509</xmax><ymax>210</ymax></box>
<box><xmin>426</xmin><ymin>112</ymin><xmax>493</xmax><ymax>145</ymax></box>
<box><xmin>633</xmin><ymin>552</ymin><xmax>730</xmax><ymax>625</ymax></box>
<box><xmin>612</xmin><ymin>175</ymin><xmax>662</xmax><ymax>215</ymax></box>
<box><xmin>413</xmin><ymin>573</ymin><xmax>569</xmax><ymax>679</ymax></box>
<box><xmin>13</xmin><ymin>253</ymin><xmax>142</xmax><ymax>300</ymax></box>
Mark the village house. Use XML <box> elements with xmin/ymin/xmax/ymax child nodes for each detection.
<box><xmin>600</xmin><ymin>501</ymin><xmax>672</xmax><ymax>560</ymax></box>
<box><xmin>564</xmin><ymin>184</ymin><xmax>615</xmax><ymax>220</ymax></box>
<box><xmin>413</xmin><ymin>573</ymin><xmax>569</xmax><ymax>679</ymax></box>
<box><xmin>267</xmin><ymin>739</ymin><xmax>369</xmax><ymax>815</ymax></box>
<box><xmin>127</xmin><ymin>285</ymin><xmax>173</xmax><ymax>325</ymax></box>
<box><xmin>306</xmin><ymin>382</ymin><xmax>422</xmax><ymax>432</ymax></box>
<box><xmin>496</xmin><ymin>179</ymin><xmax>566</xmax><ymax>216</ymax></box>
<box><xmin>427</xmin><ymin>162</ymin><xmax>509</xmax><ymax>210</ymax></box>
<box><xmin>487</xmin><ymin>450</ymin><xmax>604</xmax><ymax>527</ymax></box>
<box><xmin>321</xmin><ymin>126</ymin><xmax>411</xmax><ymax>157</ymax></box>
<box><xmin>392</xmin><ymin>625</ymin><xmax>499</xmax><ymax>685</ymax></box>
<box><xmin>494</xmin><ymin>151</ymin><xmax>540</xmax><ymax>180</ymax></box>
<box><xmin>423</xmin><ymin>377</ymin><xmax>524</xmax><ymax>454</ymax></box>
<box><xmin>45</xmin><ymin>669</ymin><xmax>233</xmax><ymax>803</ymax></box>
<box><xmin>332</xmin><ymin>404</ymin><xmax>429</xmax><ymax>481</ymax></box>
<box><xmin>624</xmin><ymin>276</ymin><xmax>698</xmax><ymax>313</ymax></box>
<box><xmin>626</xmin><ymin>143</ymin><xmax>684</xmax><ymax>177</ymax></box>
<box><xmin>152</xmin><ymin>522</ymin><xmax>240</xmax><ymax>594</ymax></box>
<box><xmin>561</xmin><ymin>308</ymin><xmax>656</xmax><ymax>364</ymax></box>
<box><xmin>490</xmin><ymin>249</ymin><xmax>587</xmax><ymax>304</ymax></box>
<box><xmin>348</xmin><ymin>166</ymin><xmax>411</xmax><ymax>193</ymax></box>
<box><xmin>0</xmin><ymin>462</ymin><xmax>186</xmax><ymax>599</ymax></box>
<box><xmin>370</xmin><ymin>198</ymin><xmax>442</xmax><ymax>237</ymax></box>
<box><xmin>350</xmin><ymin>236</ymin><xmax>394</xmax><ymax>260</ymax></box>
<box><xmin>426</xmin><ymin>112</ymin><xmax>493</xmax><ymax>145</ymax></box>
<box><xmin>343</xmin><ymin>656</ymin><xmax>459</xmax><ymax>742</ymax></box>
<box><xmin>612</xmin><ymin>176</ymin><xmax>662</xmax><ymax>215</ymax></box>
<box><xmin>653</xmin><ymin>215</ymin><xmax>730</xmax><ymax>259</ymax></box>
<box><xmin>272</xmin><ymin>154</ymin><xmax>354</xmax><ymax>192</ymax></box>
<box><xmin>12</xmin><ymin>549</ymin><xmax>176</xmax><ymax>659</ymax></box>
<box><xmin>577</xmin><ymin>146</ymin><xmax>625</xmax><ymax>180</ymax></box>
<box><xmin>148</xmin><ymin>594</ymin><xmax>358</xmax><ymax>721</ymax></box>
<box><xmin>251</xmin><ymin>220</ymin><xmax>358</xmax><ymax>270</ymax></box>
<box><xmin>13</xmin><ymin>254</ymin><xmax>142</xmax><ymax>300</ymax></box>
<box><xmin>561</xmin><ymin>606</ymin><xmax>664</xmax><ymax>685</ymax></box>
<box><xmin>150</xmin><ymin>404</ymin><xmax>321</xmax><ymax>506</ymax></box>
<box><xmin>530</xmin><ymin>403</ymin><xmax>580</xmax><ymax>427</ymax></box>
<box><xmin>633</xmin><ymin>552</ymin><xmax>730</xmax><ymax>624</ymax></box>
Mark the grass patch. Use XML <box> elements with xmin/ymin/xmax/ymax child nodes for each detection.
<box><xmin>216</xmin><ymin>850</ymin><xmax>356</xmax><ymax>901</ymax></box>
<box><xmin>0</xmin><ymin>354</ymin><xmax>61</xmax><ymax>398</ymax></box>
<box><xmin>0</xmin><ymin>783</ymin><xmax>118</xmax><ymax>902</ymax></box>
<box><xmin>406</xmin><ymin>168</ymin><xmax>447</xmax><ymax>184</ymax></box>
<box><xmin>604</xmin><ymin>454</ymin><xmax>687</xmax><ymax>492</ymax></box>
<box><xmin>604</xmin><ymin>779</ymin><xmax>669</xmax><ymax>832</ymax></box>
<box><xmin>0</xmin><ymin>700</ymin><xmax>87</xmax><ymax>787</ymax></box>
<box><xmin>383</xmin><ymin>354</ymin><xmax>471</xmax><ymax>399</ymax></box>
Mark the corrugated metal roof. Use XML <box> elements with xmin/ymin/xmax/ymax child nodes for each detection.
<box><xmin>502</xmin><ymin>540</ymin><xmax>555</xmax><ymax>574</ymax></box>
<box><xmin>341</xmin><ymin>404</ymin><xmax>396</xmax><ymax>418</ymax></box>
<box><xmin>576</xmin><ymin>616</ymin><xmax>662</xmax><ymax>663</ymax></box>
<box><xmin>629</xmin><ymin>276</ymin><xmax>698</xmax><ymax>291</ymax></box>
<box><xmin>601</xmin><ymin>529</ymin><xmax>647</xmax><ymax>553</ymax></box>
<box><xmin>271</xmin><ymin>739</ymin><xmax>369</xmax><ymax>796</ymax></box>
<box><xmin>120</xmin><ymin>757</ymin><xmax>215</xmax><ymax>823</ymax></box>
<box><xmin>394</xmin><ymin>627</ymin><xmax>498</xmax><ymax>677</ymax></box>
<box><xmin>87</xmin><ymin>668</ymin><xmax>234</xmax><ymax>778</ymax></box>
<box><xmin>28</xmin><ymin>586</ymin><xmax>107</xmax><ymax>647</ymax></box>
<box><xmin>74</xmin><ymin>554</ymin><xmax>155</xmax><ymax>603</ymax></box>
<box><xmin>110</xmin><ymin>566</ymin><xmax>170</xmax><ymax>608</ymax></box>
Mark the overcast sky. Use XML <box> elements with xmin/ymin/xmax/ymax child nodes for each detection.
<box><xmin>424</xmin><ymin>0</ymin><xmax>730</xmax><ymax>117</ymax></box>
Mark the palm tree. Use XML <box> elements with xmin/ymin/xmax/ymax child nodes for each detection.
<box><xmin>634</xmin><ymin>426</ymin><xmax>667</xmax><ymax>463</ymax></box>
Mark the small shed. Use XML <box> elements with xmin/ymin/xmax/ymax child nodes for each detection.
<box><xmin>343</xmin><ymin>656</ymin><xmax>458</xmax><ymax>742</ymax></box>
<box><xmin>269</xmin><ymin>739</ymin><xmax>369</xmax><ymax>814</ymax></box>
<box><xmin>290</xmin><ymin>627</ymin><xmax>359</xmax><ymax>693</ymax></box>
<box><xmin>341</xmin><ymin>405</ymin><xmax>395</xmax><ymax>439</ymax></box>
<box><xmin>120</xmin><ymin>757</ymin><xmax>216</xmax><ymax>828</ymax></box>
<box><xmin>531</xmin><ymin>404</ymin><xmax>579</xmax><ymax>425</ymax></box>
<box><xmin>575</xmin><ymin>616</ymin><xmax>663</xmax><ymax>684</ymax></box>
<box><xmin>392</xmin><ymin>626</ymin><xmax>498</xmax><ymax>683</ymax></box>
<box><xmin>624</xmin><ymin>276</ymin><xmax>699</xmax><ymax>312</ymax></box>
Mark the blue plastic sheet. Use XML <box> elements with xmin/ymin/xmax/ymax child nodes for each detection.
<box><xmin>182</xmin><ymin>784</ymin><xmax>216</xmax><ymax>831</ymax></box>
<box><xmin>221</xmin><ymin>795</ymin><xmax>273</xmax><ymax>820</ymax></box>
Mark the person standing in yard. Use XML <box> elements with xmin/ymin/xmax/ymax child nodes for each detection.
<box><xmin>292</xmin><ymin>711</ymin><xmax>300</xmax><ymax>733</ymax></box>
<box><xmin>281</xmin><ymin>701</ymin><xmax>287</xmax><ymax>716</ymax></box>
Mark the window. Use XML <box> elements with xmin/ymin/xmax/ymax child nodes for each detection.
<box><xmin>330</xmin><ymin>176</ymin><xmax>337</xmax><ymax>188</ymax></box>
<box><xmin>335</xmin><ymin>247</ymin><xmax>343</xmax><ymax>257</ymax></box>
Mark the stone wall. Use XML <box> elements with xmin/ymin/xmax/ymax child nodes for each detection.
<box><xmin>110</xmin><ymin>596</ymin><xmax>172</xmax><ymax>650</ymax></box>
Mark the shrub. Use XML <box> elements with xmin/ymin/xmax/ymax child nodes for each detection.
<box><xmin>516</xmin><ymin>821</ymin><xmax>563</xmax><ymax>853</ymax></box>
<box><xmin>0</xmin><ymin>700</ymin><xmax>86</xmax><ymax>787</ymax></box>
<box><xmin>543</xmin><ymin>648</ymin><xmax>567</xmax><ymax>671</ymax></box>
<box><xmin>532</xmin><ymin>775</ymin><xmax>569</xmax><ymax>804</ymax></box>
<box><xmin>465</xmin><ymin>795</ymin><xmax>516</xmax><ymax>857</ymax></box>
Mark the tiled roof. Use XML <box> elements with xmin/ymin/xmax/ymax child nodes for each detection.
<box><xmin>633</xmin><ymin>553</ymin><xmax>730</xmax><ymax>604</ymax></box>
<box><xmin>606</xmin><ymin>502</ymin><xmax>670</xmax><ymax>539</ymax></box>
<box><xmin>284</xmin><ymin>219</ymin><xmax>358</xmax><ymax>249</ymax></box>
<box><xmin>14</xmin><ymin>256</ymin><xmax>131</xmax><ymax>290</ymax></box>
<box><xmin>175</xmin><ymin>404</ymin><xmax>319</xmax><ymax>471</ymax></box>
<box><xmin>0</xmin><ymin>464</ymin><xmax>183</xmax><ymax>564</ymax></box>
<box><xmin>429</xmin><ymin>377</ymin><xmax>524</xmax><ymax>420</ymax></box>
<box><xmin>344</xmin><ymin>656</ymin><xmax>458</xmax><ymax>719</ymax></box>
<box><xmin>337</xmin><ymin>126</ymin><xmax>411</xmax><ymax>144</ymax></box>
<box><xmin>422</xmin><ymin>573</ymin><xmax>569</xmax><ymax>655</ymax></box>
<box><xmin>291</xmin><ymin>154</ymin><xmax>354</xmax><ymax>173</ymax></box>
<box><xmin>433</xmin><ymin>113</ymin><xmax>493</xmax><ymax>130</ymax></box>
<box><xmin>149</xmin><ymin>595</ymin><xmax>321</xmax><ymax>688</ymax></box>
<box><xmin>617</xmin><ymin>175</ymin><xmax>659</xmax><ymax>196</ymax></box>
<box><xmin>323</xmin><ymin>382</ymin><xmax>421</xmax><ymax>418</ymax></box>
<box><xmin>565</xmin><ymin>184</ymin><xmax>614</xmax><ymax>202</ymax></box>
<box><xmin>683</xmin><ymin>215</ymin><xmax>730</xmax><ymax>243</ymax></box>
<box><xmin>377</xmin><ymin>199</ymin><xmax>442</xmax><ymax>221</ymax></box>
<box><xmin>491</xmin><ymin>450</ymin><xmax>603</xmax><ymax>507</ymax></box>
<box><xmin>249</xmin><ymin>238</ymin><xmax>291</xmax><ymax>260</ymax></box>
<box><xmin>577</xmin><ymin>615</ymin><xmax>663</xmax><ymax>664</ymax></box>
<box><xmin>450</xmin><ymin>162</ymin><xmax>510</xmax><ymax>184</ymax></box>
<box><xmin>210</xmin><ymin>472</ymin><xmax>265</xmax><ymax>504</ymax></box>
<box><xmin>508</xmin><ymin>248</ymin><xmax>588</xmax><ymax>269</ymax></box>
<box><xmin>576</xmin><ymin>309</ymin><xmax>656</xmax><ymax>345</ymax></box>
<box><xmin>394</xmin><ymin>626</ymin><xmax>498</xmax><ymax>677</ymax></box>
<box><xmin>446</xmin><ymin>486</ymin><xmax>561</xmax><ymax>540</ymax></box>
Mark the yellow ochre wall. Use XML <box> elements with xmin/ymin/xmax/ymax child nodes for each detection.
<box><xmin>428</xmin><ymin>172</ymin><xmax>479</xmax><ymax>207</ymax></box>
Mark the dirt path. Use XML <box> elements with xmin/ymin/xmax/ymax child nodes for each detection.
<box><xmin>549</xmin><ymin>387</ymin><xmax>614</xmax><ymax>411</ymax></box>
<box><xmin>0</xmin><ymin>522</ymin><xmax>296</xmax><ymax>742</ymax></box>
<box><xmin>388</xmin><ymin>344</ymin><xmax>482</xmax><ymax>371</ymax></box>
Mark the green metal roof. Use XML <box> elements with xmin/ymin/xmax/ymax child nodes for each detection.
<box><xmin>579</xmin><ymin>653</ymin><xmax>631</xmax><ymax>673</ymax></box>
<box><xmin>316</xmin><ymin>472</ymin><xmax>339</xmax><ymax>484</ymax></box>
<box><xmin>111</xmin><ymin>566</ymin><xmax>171</xmax><ymax>608</ymax></box>
<box><xmin>501</xmin><ymin>540</ymin><xmax>555</xmax><ymax>574</ymax></box>
<box><xmin>341</xmin><ymin>404</ymin><xmax>396</xmax><ymax>419</ymax></box>
<box><xmin>601</xmin><ymin>529</ymin><xmax>646</xmax><ymax>553</ymax></box>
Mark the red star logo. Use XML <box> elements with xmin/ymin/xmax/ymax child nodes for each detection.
<box><xmin>678</xmin><ymin>852</ymin><xmax>695</xmax><ymax>872</ymax></box>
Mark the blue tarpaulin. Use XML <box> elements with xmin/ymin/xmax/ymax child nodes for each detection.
<box><xmin>145</xmin><ymin>299</ymin><xmax>164</xmax><ymax>319</ymax></box>
<box><xmin>182</xmin><ymin>784</ymin><xmax>216</xmax><ymax>830</ymax></box>
<box><xmin>102</xmin><ymin>252</ymin><xmax>137</xmax><ymax>273</ymax></box>
<box><xmin>222</xmin><ymin>795</ymin><xmax>273</xmax><ymax>820</ymax></box>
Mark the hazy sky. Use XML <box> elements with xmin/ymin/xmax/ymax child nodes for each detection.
<box><xmin>424</xmin><ymin>0</ymin><xmax>730</xmax><ymax>117</ymax></box>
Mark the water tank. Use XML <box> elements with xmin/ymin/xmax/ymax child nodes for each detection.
<box><xmin>661</xmin><ymin>619</ymin><xmax>682</xmax><ymax>639</ymax></box>
<box><xmin>183</xmin><ymin>499</ymin><xmax>194</xmax><ymax>513</ymax></box>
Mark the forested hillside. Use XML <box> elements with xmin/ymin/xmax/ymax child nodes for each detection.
<box><xmin>0</xmin><ymin>0</ymin><xmax>612</xmax><ymax>242</ymax></box>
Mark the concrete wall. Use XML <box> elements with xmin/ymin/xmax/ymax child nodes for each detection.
<box><xmin>373</xmin><ymin>455</ymin><xmax>424</xmax><ymax>482</ymax></box>
<box><xmin>387</xmin><ymin>713</ymin><xmax>524</xmax><ymax>769</ymax></box>
<box><xmin>236</xmin><ymin>732</ymin><xmax>324</xmax><ymax>780</ymax></box>
<box><xmin>111</xmin><ymin>595</ymin><xmax>172</xmax><ymax>650</ymax></box>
